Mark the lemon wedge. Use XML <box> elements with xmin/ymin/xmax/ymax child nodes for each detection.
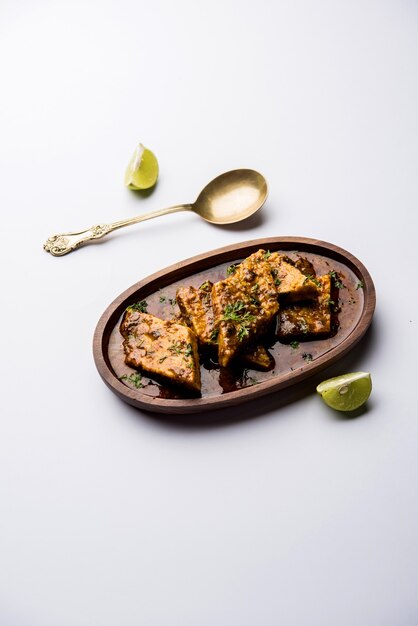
<box><xmin>124</xmin><ymin>143</ymin><xmax>159</xmax><ymax>190</ymax></box>
<box><xmin>316</xmin><ymin>372</ymin><xmax>372</xmax><ymax>411</ymax></box>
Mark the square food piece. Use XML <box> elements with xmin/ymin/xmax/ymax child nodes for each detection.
<box><xmin>120</xmin><ymin>309</ymin><xmax>201</xmax><ymax>392</ymax></box>
<box><xmin>277</xmin><ymin>274</ymin><xmax>332</xmax><ymax>339</ymax></box>
<box><xmin>176</xmin><ymin>281</ymin><xmax>217</xmax><ymax>347</ymax></box>
<box><xmin>212</xmin><ymin>250</ymin><xmax>279</xmax><ymax>367</ymax></box>
<box><xmin>177</xmin><ymin>280</ymin><xmax>275</xmax><ymax>370</ymax></box>
<box><xmin>268</xmin><ymin>252</ymin><xmax>319</xmax><ymax>301</ymax></box>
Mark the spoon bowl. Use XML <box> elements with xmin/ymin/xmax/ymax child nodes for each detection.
<box><xmin>44</xmin><ymin>169</ymin><xmax>268</xmax><ymax>256</ymax></box>
<box><xmin>193</xmin><ymin>169</ymin><xmax>268</xmax><ymax>224</ymax></box>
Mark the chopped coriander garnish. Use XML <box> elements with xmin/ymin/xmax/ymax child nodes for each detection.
<box><xmin>355</xmin><ymin>280</ymin><xmax>364</xmax><ymax>290</ymax></box>
<box><xmin>159</xmin><ymin>296</ymin><xmax>166</xmax><ymax>303</ymax></box>
<box><xmin>303</xmin><ymin>274</ymin><xmax>321</xmax><ymax>287</ymax></box>
<box><xmin>168</xmin><ymin>340</ymin><xmax>183</xmax><ymax>355</ymax></box>
<box><xmin>199</xmin><ymin>281</ymin><xmax>211</xmax><ymax>291</ymax></box>
<box><xmin>264</xmin><ymin>250</ymin><xmax>272</xmax><ymax>260</ymax></box>
<box><xmin>222</xmin><ymin>301</ymin><xmax>246</xmax><ymax>320</ymax></box>
<box><xmin>237</xmin><ymin>325</ymin><xmax>250</xmax><ymax>341</ymax></box>
<box><xmin>221</xmin><ymin>301</ymin><xmax>256</xmax><ymax>342</ymax></box>
<box><xmin>329</xmin><ymin>271</ymin><xmax>345</xmax><ymax>289</ymax></box>
<box><xmin>222</xmin><ymin>302</ymin><xmax>256</xmax><ymax>324</ymax></box>
<box><xmin>226</xmin><ymin>263</ymin><xmax>238</xmax><ymax>276</ymax></box>
<box><xmin>119</xmin><ymin>372</ymin><xmax>144</xmax><ymax>388</ymax></box>
<box><xmin>210</xmin><ymin>328</ymin><xmax>219</xmax><ymax>342</ymax></box>
<box><xmin>290</xmin><ymin>341</ymin><xmax>300</xmax><ymax>349</ymax></box>
<box><xmin>274</xmin><ymin>278</ymin><xmax>282</xmax><ymax>287</ymax></box>
<box><xmin>127</xmin><ymin>300</ymin><xmax>148</xmax><ymax>313</ymax></box>
<box><xmin>167</xmin><ymin>340</ymin><xmax>193</xmax><ymax>360</ymax></box>
<box><xmin>302</xmin><ymin>353</ymin><xmax>313</xmax><ymax>362</ymax></box>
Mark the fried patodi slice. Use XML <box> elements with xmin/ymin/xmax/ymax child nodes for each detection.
<box><xmin>120</xmin><ymin>309</ymin><xmax>201</xmax><ymax>392</ymax></box>
<box><xmin>277</xmin><ymin>274</ymin><xmax>333</xmax><ymax>340</ymax></box>
<box><xmin>268</xmin><ymin>252</ymin><xmax>319</xmax><ymax>301</ymax></box>
<box><xmin>176</xmin><ymin>281</ymin><xmax>216</xmax><ymax>347</ymax></box>
<box><xmin>212</xmin><ymin>250</ymin><xmax>279</xmax><ymax>367</ymax></box>
<box><xmin>177</xmin><ymin>280</ymin><xmax>275</xmax><ymax>370</ymax></box>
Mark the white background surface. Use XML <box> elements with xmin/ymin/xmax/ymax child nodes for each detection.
<box><xmin>1</xmin><ymin>1</ymin><xmax>418</xmax><ymax>625</ymax></box>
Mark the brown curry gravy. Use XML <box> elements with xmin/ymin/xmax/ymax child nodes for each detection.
<box><xmin>107</xmin><ymin>251</ymin><xmax>364</xmax><ymax>399</ymax></box>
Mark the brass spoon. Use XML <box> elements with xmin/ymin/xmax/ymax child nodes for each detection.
<box><xmin>43</xmin><ymin>169</ymin><xmax>268</xmax><ymax>256</ymax></box>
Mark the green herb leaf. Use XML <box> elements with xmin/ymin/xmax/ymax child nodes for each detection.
<box><xmin>221</xmin><ymin>301</ymin><xmax>256</xmax><ymax>342</ymax></box>
<box><xmin>303</xmin><ymin>274</ymin><xmax>321</xmax><ymax>287</ymax></box>
<box><xmin>210</xmin><ymin>328</ymin><xmax>219</xmax><ymax>342</ymax></box>
<box><xmin>168</xmin><ymin>340</ymin><xmax>183</xmax><ymax>355</ymax></box>
<box><xmin>119</xmin><ymin>372</ymin><xmax>144</xmax><ymax>388</ymax></box>
<box><xmin>329</xmin><ymin>271</ymin><xmax>345</xmax><ymax>289</ymax></box>
<box><xmin>167</xmin><ymin>340</ymin><xmax>194</xmax><ymax>360</ymax></box>
<box><xmin>127</xmin><ymin>300</ymin><xmax>148</xmax><ymax>313</ymax></box>
<box><xmin>290</xmin><ymin>341</ymin><xmax>300</xmax><ymax>349</ymax></box>
<box><xmin>237</xmin><ymin>325</ymin><xmax>250</xmax><ymax>341</ymax></box>
<box><xmin>222</xmin><ymin>301</ymin><xmax>246</xmax><ymax>320</ymax></box>
<box><xmin>226</xmin><ymin>263</ymin><xmax>238</xmax><ymax>276</ymax></box>
<box><xmin>168</xmin><ymin>297</ymin><xmax>177</xmax><ymax>314</ymax></box>
<box><xmin>222</xmin><ymin>302</ymin><xmax>256</xmax><ymax>324</ymax></box>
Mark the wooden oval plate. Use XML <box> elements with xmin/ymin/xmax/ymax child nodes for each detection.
<box><xmin>93</xmin><ymin>237</ymin><xmax>375</xmax><ymax>414</ymax></box>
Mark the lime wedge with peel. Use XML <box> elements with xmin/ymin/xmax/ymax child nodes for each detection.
<box><xmin>124</xmin><ymin>143</ymin><xmax>159</xmax><ymax>190</ymax></box>
<box><xmin>316</xmin><ymin>372</ymin><xmax>372</xmax><ymax>412</ymax></box>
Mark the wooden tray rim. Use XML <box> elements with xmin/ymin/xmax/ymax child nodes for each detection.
<box><xmin>92</xmin><ymin>236</ymin><xmax>376</xmax><ymax>414</ymax></box>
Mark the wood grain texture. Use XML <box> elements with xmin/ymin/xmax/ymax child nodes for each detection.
<box><xmin>92</xmin><ymin>237</ymin><xmax>376</xmax><ymax>414</ymax></box>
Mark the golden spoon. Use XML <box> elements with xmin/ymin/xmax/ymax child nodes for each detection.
<box><xmin>43</xmin><ymin>169</ymin><xmax>268</xmax><ymax>257</ymax></box>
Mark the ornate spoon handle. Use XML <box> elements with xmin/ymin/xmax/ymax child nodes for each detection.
<box><xmin>43</xmin><ymin>204</ymin><xmax>193</xmax><ymax>256</ymax></box>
